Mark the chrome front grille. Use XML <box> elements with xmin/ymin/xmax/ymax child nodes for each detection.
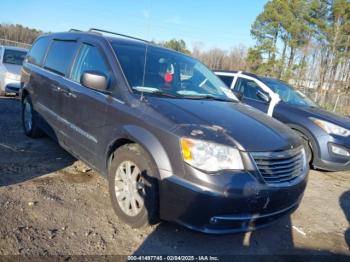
<box><xmin>251</xmin><ymin>147</ymin><xmax>306</xmax><ymax>184</ymax></box>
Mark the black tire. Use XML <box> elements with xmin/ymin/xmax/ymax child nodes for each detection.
<box><xmin>22</xmin><ymin>96</ymin><xmax>44</xmax><ymax>138</ymax></box>
<box><xmin>108</xmin><ymin>144</ymin><xmax>159</xmax><ymax>228</ymax></box>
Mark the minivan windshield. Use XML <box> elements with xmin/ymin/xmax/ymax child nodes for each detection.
<box><xmin>111</xmin><ymin>42</ymin><xmax>237</xmax><ymax>102</ymax></box>
<box><xmin>3</xmin><ymin>49</ymin><xmax>27</xmax><ymax>65</ymax></box>
<box><xmin>261</xmin><ymin>77</ymin><xmax>318</xmax><ymax>107</ymax></box>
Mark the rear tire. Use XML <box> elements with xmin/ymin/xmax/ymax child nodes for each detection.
<box><xmin>108</xmin><ymin>144</ymin><xmax>159</xmax><ymax>228</ymax></box>
<box><xmin>22</xmin><ymin>96</ymin><xmax>44</xmax><ymax>138</ymax></box>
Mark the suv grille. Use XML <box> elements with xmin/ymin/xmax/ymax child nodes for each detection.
<box><xmin>251</xmin><ymin>147</ymin><xmax>305</xmax><ymax>184</ymax></box>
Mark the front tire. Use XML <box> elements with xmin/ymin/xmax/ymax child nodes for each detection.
<box><xmin>108</xmin><ymin>144</ymin><xmax>159</xmax><ymax>228</ymax></box>
<box><xmin>22</xmin><ymin>96</ymin><xmax>44</xmax><ymax>138</ymax></box>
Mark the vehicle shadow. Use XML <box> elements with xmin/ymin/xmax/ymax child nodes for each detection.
<box><xmin>0</xmin><ymin>97</ymin><xmax>75</xmax><ymax>186</ymax></box>
<box><xmin>340</xmin><ymin>191</ymin><xmax>350</xmax><ymax>250</ymax></box>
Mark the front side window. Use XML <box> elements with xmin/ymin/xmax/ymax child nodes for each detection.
<box><xmin>3</xmin><ymin>49</ymin><xmax>27</xmax><ymax>65</ymax></box>
<box><xmin>217</xmin><ymin>75</ymin><xmax>234</xmax><ymax>88</ymax></box>
<box><xmin>70</xmin><ymin>44</ymin><xmax>110</xmax><ymax>84</ymax></box>
<box><xmin>234</xmin><ymin>78</ymin><xmax>263</xmax><ymax>101</ymax></box>
<box><xmin>44</xmin><ymin>40</ymin><xmax>78</xmax><ymax>76</ymax></box>
<box><xmin>111</xmin><ymin>42</ymin><xmax>237</xmax><ymax>102</ymax></box>
<box><xmin>27</xmin><ymin>37</ymin><xmax>50</xmax><ymax>66</ymax></box>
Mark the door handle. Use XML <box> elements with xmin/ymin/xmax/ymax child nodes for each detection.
<box><xmin>61</xmin><ymin>86</ymin><xmax>76</xmax><ymax>98</ymax></box>
<box><xmin>51</xmin><ymin>83</ymin><xmax>60</xmax><ymax>92</ymax></box>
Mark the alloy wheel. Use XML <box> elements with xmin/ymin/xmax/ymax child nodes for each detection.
<box><xmin>114</xmin><ymin>161</ymin><xmax>145</xmax><ymax>216</ymax></box>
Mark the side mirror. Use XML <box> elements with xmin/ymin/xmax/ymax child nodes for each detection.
<box><xmin>81</xmin><ymin>71</ymin><xmax>109</xmax><ymax>93</ymax></box>
<box><xmin>256</xmin><ymin>90</ymin><xmax>270</xmax><ymax>103</ymax></box>
<box><xmin>232</xmin><ymin>90</ymin><xmax>243</xmax><ymax>100</ymax></box>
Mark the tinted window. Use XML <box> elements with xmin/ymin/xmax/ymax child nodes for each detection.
<box><xmin>217</xmin><ymin>75</ymin><xmax>233</xmax><ymax>88</ymax></box>
<box><xmin>44</xmin><ymin>40</ymin><xmax>78</xmax><ymax>76</ymax></box>
<box><xmin>3</xmin><ymin>49</ymin><xmax>27</xmax><ymax>65</ymax></box>
<box><xmin>28</xmin><ymin>37</ymin><xmax>50</xmax><ymax>66</ymax></box>
<box><xmin>70</xmin><ymin>44</ymin><xmax>111</xmax><ymax>84</ymax></box>
<box><xmin>234</xmin><ymin>78</ymin><xmax>262</xmax><ymax>101</ymax></box>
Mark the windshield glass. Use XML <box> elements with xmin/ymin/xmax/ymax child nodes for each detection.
<box><xmin>111</xmin><ymin>42</ymin><xmax>237</xmax><ymax>102</ymax></box>
<box><xmin>261</xmin><ymin>77</ymin><xmax>318</xmax><ymax>107</ymax></box>
<box><xmin>3</xmin><ymin>49</ymin><xmax>27</xmax><ymax>65</ymax></box>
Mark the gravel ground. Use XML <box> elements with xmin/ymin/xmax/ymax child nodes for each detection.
<box><xmin>0</xmin><ymin>97</ymin><xmax>349</xmax><ymax>258</ymax></box>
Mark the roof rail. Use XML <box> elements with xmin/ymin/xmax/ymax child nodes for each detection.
<box><xmin>69</xmin><ymin>29</ymin><xmax>82</xmax><ymax>32</ymax></box>
<box><xmin>88</xmin><ymin>28</ymin><xmax>148</xmax><ymax>43</ymax></box>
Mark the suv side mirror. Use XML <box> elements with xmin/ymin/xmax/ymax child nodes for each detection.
<box><xmin>232</xmin><ymin>90</ymin><xmax>243</xmax><ymax>100</ymax></box>
<box><xmin>256</xmin><ymin>90</ymin><xmax>270</xmax><ymax>103</ymax></box>
<box><xmin>81</xmin><ymin>71</ymin><xmax>109</xmax><ymax>93</ymax></box>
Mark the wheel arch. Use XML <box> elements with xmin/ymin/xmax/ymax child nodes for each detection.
<box><xmin>21</xmin><ymin>88</ymin><xmax>29</xmax><ymax>100</ymax></box>
<box><xmin>287</xmin><ymin>123</ymin><xmax>320</xmax><ymax>160</ymax></box>
<box><xmin>105</xmin><ymin>125</ymin><xmax>173</xmax><ymax>179</ymax></box>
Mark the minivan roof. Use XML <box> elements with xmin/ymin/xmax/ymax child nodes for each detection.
<box><xmin>42</xmin><ymin>30</ymin><xmax>149</xmax><ymax>47</ymax></box>
<box><xmin>39</xmin><ymin>30</ymin><xmax>189</xmax><ymax>57</ymax></box>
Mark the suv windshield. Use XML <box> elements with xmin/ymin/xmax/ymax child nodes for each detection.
<box><xmin>261</xmin><ymin>77</ymin><xmax>317</xmax><ymax>107</ymax></box>
<box><xmin>111</xmin><ymin>42</ymin><xmax>237</xmax><ymax>102</ymax></box>
<box><xmin>3</xmin><ymin>49</ymin><xmax>27</xmax><ymax>65</ymax></box>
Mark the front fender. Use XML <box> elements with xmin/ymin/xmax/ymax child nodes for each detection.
<box><xmin>113</xmin><ymin>125</ymin><xmax>174</xmax><ymax>179</ymax></box>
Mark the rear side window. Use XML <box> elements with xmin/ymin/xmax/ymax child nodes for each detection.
<box><xmin>27</xmin><ymin>37</ymin><xmax>50</xmax><ymax>66</ymax></box>
<box><xmin>70</xmin><ymin>44</ymin><xmax>111</xmax><ymax>84</ymax></box>
<box><xmin>44</xmin><ymin>40</ymin><xmax>78</xmax><ymax>76</ymax></box>
<box><xmin>217</xmin><ymin>75</ymin><xmax>234</xmax><ymax>88</ymax></box>
<box><xmin>3</xmin><ymin>49</ymin><xmax>27</xmax><ymax>65</ymax></box>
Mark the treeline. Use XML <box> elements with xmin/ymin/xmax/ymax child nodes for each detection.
<box><xmin>159</xmin><ymin>39</ymin><xmax>250</xmax><ymax>71</ymax></box>
<box><xmin>163</xmin><ymin>0</ymin><xmax>350</xmax><ymax>93</ymax></box>
<box><xmin>248</xmin><ymin>0</ymin><xmax>350</xmax><ymax>92</ymax></box>
<box><xmin>0</xmin><ymin>23</ymin><xmax>42</xmax><ymax>44</ymax></box>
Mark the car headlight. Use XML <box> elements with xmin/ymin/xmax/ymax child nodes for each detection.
<box><xmin>5</xmin><ymin>72</ymin><xmax>20</xmax><ymax>81</ymax></box>
<box><xmin>310</xmin><ymin>118</ymin><xmax>350</xmax><ymax>137</ymax></box>
<box><xmin>180</xmin><ymin>138</ymin><xmax>244</xmax><ymax>172</ymax></box>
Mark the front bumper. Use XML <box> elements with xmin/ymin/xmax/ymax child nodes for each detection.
<box><xmin>159</xmin><ymin>165</ymin><xmax>308</xmax><ymax>234</ymax></box>
<box><xmin>313</xmin><ymin>133</ymin><xmax>350</xmax><ymax>171</ymax></box>
<box><xmin>3</xmin><ymin>78</ymin><xmax>20</xmax><ymax>95</ymax></box>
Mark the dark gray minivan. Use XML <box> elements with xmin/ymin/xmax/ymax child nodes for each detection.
<box><xmin>21</xmin><ymin>29</ymin><xmax>308</xmax><ymax>234</ymax></box>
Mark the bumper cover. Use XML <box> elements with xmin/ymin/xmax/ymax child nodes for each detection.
<box><xmin>5</xmin><ymin>84</ymin><xmax>20</xmax><ymax>95</ymax></box>
<box><xmin>313</xmin><ymin>134</ymin><xmax>350</xmax><ymax>171</ymax></box>
<box><xmin>159</xmin><ymin>166</ymin><xmax>307</xmax><ymax>234</ymax></box>
<box><xmin>4</xmin><ymin>79</ymin><xmax>20</xmax><ymax>95</ymax></box>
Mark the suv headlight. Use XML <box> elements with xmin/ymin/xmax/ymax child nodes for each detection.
<box><xmin>180</xmin><ymin>138</ymin><xmax>244</xmax><ymax>172</ymax></box>
<box><xmin>310</xmin><ymin>118</ymin><xmax>350</xmax><ymax>137</ymax></box>
<box><xmin>5</xmin><ymin>72</ymin><xmax>20</xmax><ymax>81</ymax></box>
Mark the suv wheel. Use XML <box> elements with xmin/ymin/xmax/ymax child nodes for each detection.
<box><xmin>22</xmin><ymin>96</ymin><xmax>44</xmax><ymax>138</ymax></box>
<box><xmin>108</xmin><ymin>144</ymin><xmax>159</xmax><ymax>228</ymax></box>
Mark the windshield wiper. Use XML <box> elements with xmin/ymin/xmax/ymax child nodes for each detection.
<box><xmin>132</xmin><ymin>86</ymin><xmax>180</xmax><ymax>98</ymax></box>
<box><xmin>181</xmin><ymin>94</ymin><xmax>235</xmax><ymax>102</ymax></box>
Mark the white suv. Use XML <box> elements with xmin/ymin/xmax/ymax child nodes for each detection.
<box><xmin>0</xmin><ymin>46</ymin><xmax>28</xmax><ymax>96</ymax></box>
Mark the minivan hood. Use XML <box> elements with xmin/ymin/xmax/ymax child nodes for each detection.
<box><xmin>2</xmin><ymin>63</ymin><xmax>22</xmax><ymax>75</ymax></box>
<box><xmin>287</xmin><ymin>104</ymin><xmax>350</xmax><ymax>129</ymax></box>
<box><xmin>145</xmin><ymin>97</ymin><xmax>301</xmax><ymax>152</ymax></box>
